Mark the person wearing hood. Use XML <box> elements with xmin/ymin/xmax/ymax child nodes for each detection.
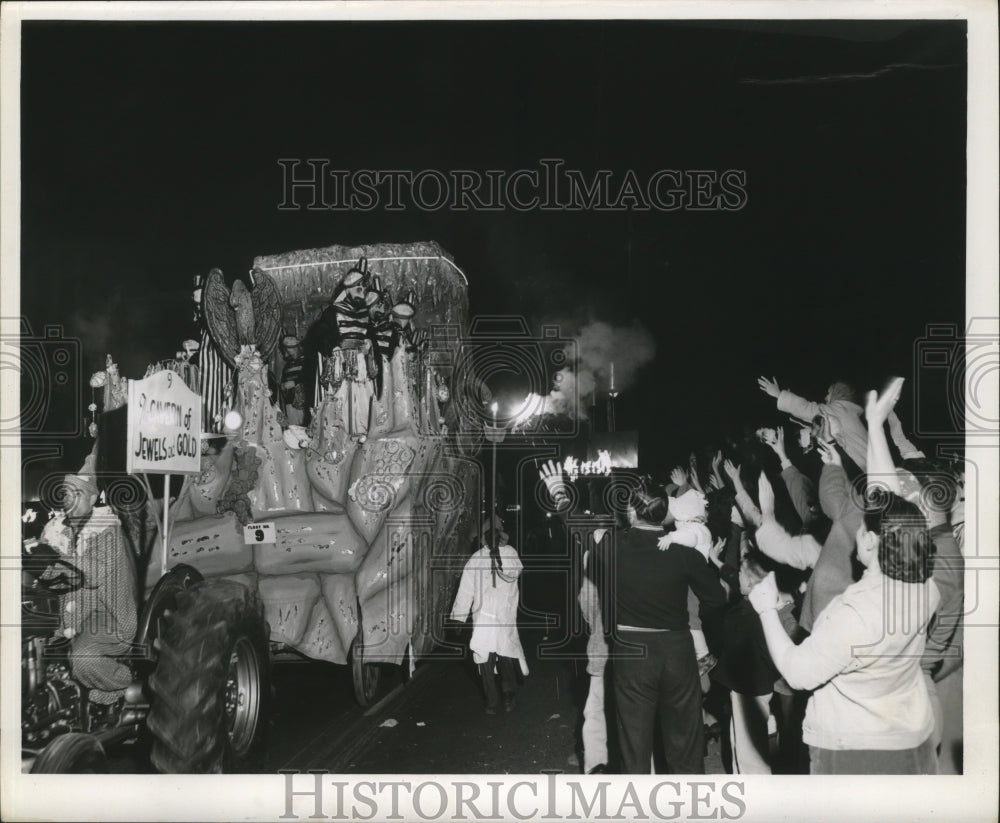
<box><xmin>450</xmin><ymin>517</ymin><xmax>528</xmax><ymax>714</ymax></box>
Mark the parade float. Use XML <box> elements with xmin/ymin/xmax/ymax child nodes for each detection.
<box><xmin>23</xmin><ymin>241</ymin><xmax>483</xmax><ymax>773</ymax></box>
<box><xmin>175</xmin><ymin>241</ymin><xmax>479</xmax><ymax>672</ymax></box>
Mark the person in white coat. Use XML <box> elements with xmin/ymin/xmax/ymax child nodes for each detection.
<box><xmin>451</xmin><ymin>522</ymin><xmax>528</xmax><ymax>714</ymax></box>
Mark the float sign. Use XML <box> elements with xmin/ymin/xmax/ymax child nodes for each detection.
<box><xmin>243</xmin><ymin>522</ymin><xmax>276</xmax><ymax>545</ymax></box>
<box><xmin>126</xmin><ymin>370</ymin><xmax>202</xmax><ymax>474</ymax></box>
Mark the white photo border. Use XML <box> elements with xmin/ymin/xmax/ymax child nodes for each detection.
<box><xmin>1</xmin><ymin>2</ymin><xmax>996</xmax><ymax>821</ymax></box>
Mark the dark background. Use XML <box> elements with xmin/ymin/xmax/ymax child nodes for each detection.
<box><xmin>19</xmin><ymin>18</ymin><xmax>967</xmax><ymax>484</ymax></box>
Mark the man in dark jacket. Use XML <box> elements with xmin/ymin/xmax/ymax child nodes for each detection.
<box><xmin>595</xmin><ymin>495</ymin><xmax>728</xmax><ymax>774</ymax></box>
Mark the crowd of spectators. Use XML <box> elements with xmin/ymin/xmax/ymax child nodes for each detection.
<box><xmin>545</xmin><ymin>372</ymin><xmax>965</xmax><ymax>776</ymax></box>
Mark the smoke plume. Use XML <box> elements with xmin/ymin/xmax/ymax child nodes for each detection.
<box><xmin>533</xmin><ymin>319</ymin><xmax>656</xmax><ymax>420</ymax></box>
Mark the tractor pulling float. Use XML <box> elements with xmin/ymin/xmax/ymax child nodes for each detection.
<box><xmin>21</xmin><ymin>242</ymin><xmax>483</xmax><ymax>773</ymax></box>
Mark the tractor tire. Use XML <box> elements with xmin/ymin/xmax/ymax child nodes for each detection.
<box><xmin>135</xmin><ymin>563</ymin><xmax>203</xmax><ymax>671</ymax></box>
<box><xmin>31</xmin><ymin>733</ymin><xmax>108</xmax><ymax>773</ymax></box>
<box><xmin>146</xmin><ymin>579</ymin><xmax>269</xmax><ymax>773</ymax></box>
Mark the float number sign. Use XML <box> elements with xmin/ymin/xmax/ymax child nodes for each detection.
<box><xmin>243</xmin><ymin>522</ymin><xmax>276</xmax><ymax>545</ymax></box>
<box><xmin>126</xmin><ymin>369</ymin><xmax>203</xmax><ymax>475</ymax></box>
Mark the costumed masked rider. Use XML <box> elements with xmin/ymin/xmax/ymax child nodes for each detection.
<box><xmin>366</xmin><ymin>275</ymin><xmax>395</xmax><ymax>401</ymax></box>
<box><xmin>279</xmin><ymin>334</ymin><xmax>307</xmax><ymax>426</ymax></box>
<box><xmin>390</xmin><ymin>290</ymin><xmax>430</xmax><ymax>428</ymax></box>
<box><xmin>392</xmin><ymin>289</ymin><xmax>424</xmax><ymax>356</ymax></box>
<box><xmin>311</xmin><ymin>257</ymin><xmax>376</xmax><ymax>439</ymax></box>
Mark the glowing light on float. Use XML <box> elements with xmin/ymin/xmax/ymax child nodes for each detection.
<box><xmin>223</xmin><ymin>410</ymin><xmax>244</xmax><ymax>433</ymax></box>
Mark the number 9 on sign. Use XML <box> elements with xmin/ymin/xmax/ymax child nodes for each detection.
<box><xmin>243</xmin><ymin>522</ymin><xmax>275</xmax><ymax>545</ymax></box>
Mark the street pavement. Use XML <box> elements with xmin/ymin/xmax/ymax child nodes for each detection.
<box><xmin>109</xmin><ymin>558</ymin><xmax>728</xmax><ymax>775</ymax></box>
<box><xmin>108</xmin><ymin>633</ymin><xmax>726</xmax><ymax>774</ymax></box>
<box><xmin>265</xmin><ymin>626</ymin><xmax>726</xmax><ymax>776</ymax></box>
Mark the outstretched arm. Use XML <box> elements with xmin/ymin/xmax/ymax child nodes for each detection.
<box><xmin>757</xmin><ymin>375</ymin><xmax>782</xmax><ymax>400</ymax></box>
<box><xmin>865</xmin><ymin>378</ymin><xmax>905</xmax><ymax>497</ymax></box>
<box><xmin>687</xmin><ymin>453</ymin><xmax>704</xmax><ymax>493</ymax></box>
<box><xmin>922</xmin><ymin>526</ymin><xmax>964</xmax><ymax>679</ymax></box>
<box><xmin>761</xmin><ymin>426</ymin><xmax>790</xmax><ymax>467</ymax></box>
<box><xmin>762</xmin><ymin>427</ymin><xmax>812</xmax><ymax>527</ymax></box>
<box><xmin>750</xmin><ymin>572</ymin><xmax>858</xmax><ymax>691</ymax></box>
<box><xmin>756</xmin><ymin>473</ymin><xmax>821</xmax><ymax>570</ymax></box>
<box><xmin>887</xmin><ymin>409</ymin><xmax>925</xmax><ymax>461</ymax></box>
<box><xmin>725</xmin><ymin>459</ymin><xmax>761</xmax><ymax>527</ymax></box>
<box><xmin>759</xmin><ymin>374</ymin><xmax>830</xmax><ymax>424</ymax></box>
<box><xmin>710</xmin><ymin>450</ymin><xmax>725</xmax><ymax>490</ymax></box>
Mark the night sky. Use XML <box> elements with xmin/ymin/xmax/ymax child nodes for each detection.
<box><xmin>19</xmin><ymin>18</ymin><xmax>967</xmax><ymax>478</ymax></box>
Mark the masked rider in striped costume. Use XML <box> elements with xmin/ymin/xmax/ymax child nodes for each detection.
<box><xmin>311</xmin><ymin>258</ymin><xmax>376</xmax><ymax>440</ymax></box>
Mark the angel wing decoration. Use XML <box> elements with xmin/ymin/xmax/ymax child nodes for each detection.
<box><xmin>230</xmin><ymin>279</ymin><xmax>256</xmax><ymax>344</ymax></box>
<box><xmin>203</xmin><ymin>267</ymin><xmax>282</xmax><ymax>367</ymax></box>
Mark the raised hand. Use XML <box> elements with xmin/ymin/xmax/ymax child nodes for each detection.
<box><xmin>723</xmin><ymin>459</ymin><xmax>741</xmax><ymax>484</ymax></box>
<box><xmin>709</xmin><ymin>449</ymin><xmax>726</xmax><ymax>489</ymax></box>
<box><xmin>670</xmin><ymin>466</ymin><xmax>688</xmax><ymax>487</ymax></box>
<box><xmin>887</xmin><ymin>408</ymin><xmax>906</xmax><ymax>437</ymax></box>
<box><xmin>708</xmin><ymin>535</ymin><xmax>726</xmax><ymax>569</ymax></box>
<box><xmin>865</xmin><ymin>376</ymin><xmax>905</xmax><ymax>427</ymax></box>
<box><xmin>539</xmin><ymin>459</ymin><xmax>570</xmax><ymax>509</ymax></box>
<box><xmin>763</xmin><ymin>426</ymin><xmax>787</xmax><ymax>459</ymax></box>
<box><xmin>757</xmin><ymin>376</ymin><xmax>781</xmax><ymax>399</ymax></box>
<box><xmin>748</xmin><ymin>572</ymin><xmax>780</xmax><ymax>614</ymax></box>
<box><xmin>758</xmin><ymin>472</ymin><xmax>776</xmax><ymax>516</ymax></box>
<box><xmin>816</xmin><ymin>439</ymin><xmax>842</xmax><ymax>466</ymax></box>
<box><xmin>688</xmin><ymin>453</ymin><xmax>704</xmax><ymax>491</ymax></box>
